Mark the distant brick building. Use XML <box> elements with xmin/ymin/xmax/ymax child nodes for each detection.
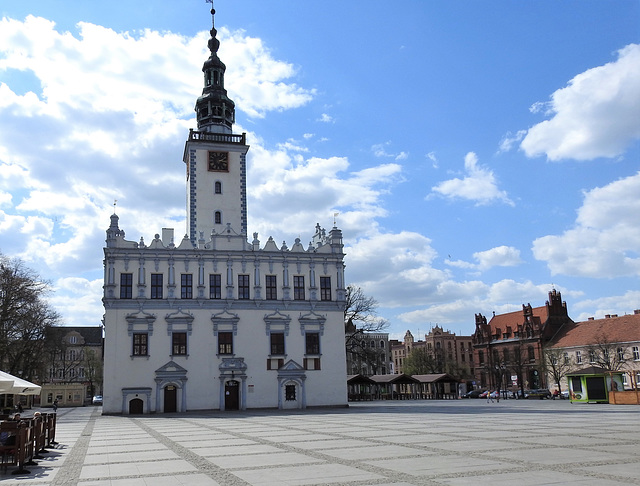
<box><xmin>472</xmin><ymin>290</ymin><xmax>572</xmax><ymax>391</ymax></box>
<box><xmin>391</xmin><ymin>327</ymin><xmax>473</xmax><ymax>377</ymax></box>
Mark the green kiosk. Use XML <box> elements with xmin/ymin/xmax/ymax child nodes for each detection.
<box><xmin>567</xmin><ymin>366</ymin><xmax>624</xmax><ymax>403</ymax></box>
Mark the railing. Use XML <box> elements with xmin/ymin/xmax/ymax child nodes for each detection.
<box><xmin>188</xmin><ymin>129</ymin><xmax>246</xmax><ymax>145</ymax></box>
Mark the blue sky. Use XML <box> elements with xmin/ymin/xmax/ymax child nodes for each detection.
<box><xmin>0</xmin><ymin>0</ymin><xmax>639</xmax><ymax>339</ymax></box>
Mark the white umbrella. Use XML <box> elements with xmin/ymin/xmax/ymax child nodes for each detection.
<box><xmin>0</xmin><ymin>370</ymin><xmax>42</xmax><ymax>395</ymax></box>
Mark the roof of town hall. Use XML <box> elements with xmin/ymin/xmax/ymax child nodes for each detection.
<box><xmin>550</xmin><ymin>312</ymin><xmax>640</xmax><ymax>348</ymax></box>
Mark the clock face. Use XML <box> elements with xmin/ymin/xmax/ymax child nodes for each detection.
<box><xmin>208</xmin><ymin>151</ymin><xmax>229</xmax><ymax>172</ymax></box>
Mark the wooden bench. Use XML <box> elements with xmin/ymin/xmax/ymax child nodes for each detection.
<box><xmin>0</xmin><ymin>421</ymin><xmax>29</xmax><ymax>474</ymax></box>
<box><xmin>0</xmin><ymin>413</ymin><xmax>58</xmax><ymax>475</ymax></box>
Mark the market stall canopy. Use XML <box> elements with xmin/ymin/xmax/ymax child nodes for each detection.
<box><xmin>0</xmin><ymin>370</ymin><xmax>42</xmax><ymax>395</ymax></box>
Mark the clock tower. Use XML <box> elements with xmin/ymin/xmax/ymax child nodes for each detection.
<box><xmin>183</xmin><ymin>5</ymin><xmax>249</xmax><ymax>245</ymax></box>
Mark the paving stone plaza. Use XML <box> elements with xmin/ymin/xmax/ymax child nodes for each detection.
<box><xmin>2</xmin><ymin>399</ymin><xmax>639</xmax><ymax>485</ymax></box>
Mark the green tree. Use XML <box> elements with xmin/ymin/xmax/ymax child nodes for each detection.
<box><xmin>403</xmin><ymin>347</ymin><xmax>438</xmax><ymax>375</ymax></box>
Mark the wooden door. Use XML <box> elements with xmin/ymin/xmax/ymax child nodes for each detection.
<box><xmin>224</xmin><ymin>380</ymin><xmax>239</xmax><ymax>410</ymax></box>
<box><xmin>164</xmin><ymin>385</ymin><xmax>177</xmax><ymax>413</ymax></box>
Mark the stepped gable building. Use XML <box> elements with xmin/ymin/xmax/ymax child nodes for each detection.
<box><xmin>472</xmin><ymin>289</ymin><xmax>572</xmax><ymax>391</ymax></box>
<box><xmin>102</xmin><ymin>7</ymin><xmax>347</xmax><ymax>414</ymax></box>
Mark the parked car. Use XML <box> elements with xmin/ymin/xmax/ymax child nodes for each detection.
<box><xmin>561</xmin><ymin>390</ymin><xmax>570</xmax><ymax>399</ymax></box>
<box><xmin>528</xmin><ymin>389</ymin><xmax>551</xmax><ymax>399</ymax></box>
<box><xmin>462</xmin><ymin>389</ymin><xmax>485</xmax><ymax>398</ymax></box>
<box><xmin>92</xmin><ymin>395</ymin><xmax>103</xmax><ymax>405</ymax></box>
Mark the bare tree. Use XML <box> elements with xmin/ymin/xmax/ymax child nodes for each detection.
<box><xmin>586</xmin><ymin>334</ymin><xmax>627</xmax><ymax>371</ymax></box>
<box><xmin>543</xmin><ymin>347</ymin><xmax>573</xmax><ymax>394</ymax></box>
<box><xmin>344</xmin><ymin>285</ymin><xmax>389</xmax><ymax>375</ymax></box>
<box><xmin>0</xmin><ymin>253</ymin><xmax>61</xmax><ymax>380</ymax></box>
<box><xmin>83</xmin><ymin>347</ymin><xmax>103</xmax><ymax>397</ymax></box>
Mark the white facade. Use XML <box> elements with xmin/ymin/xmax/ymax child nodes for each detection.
<box><xmin>102</xmin><ymin>8</ymin><xmax>347</xmax><ymax>414</ymax></box>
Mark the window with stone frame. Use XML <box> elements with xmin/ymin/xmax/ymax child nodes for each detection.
<box><xmin>305</xmin><ymin>332</ymin><xmax>320</xmax><ymax>355</ymax></box>
<box><xmin>238</xmin><ymin>274</ymin><xmax>250</xmax><ymax>299</ymax></box>
<box><xmin>172</xmin><ymin>332</ymin><xmax>187</xmax><ymax>356</ymax></box>
<box><xmin>293</xmin><ymin>276</ymin><xmax>305</xmax><ymax>300</ymax></box>
<box><xmin>181</xmin><ymin>274</ymin><xmax>193</xmax><ymax>299</ymax></box>
<box><xmin>218</xmin><ymin>331</ymin><xmax>233</xmax><ymax>355</ymax></box>
<box><xmin>210</xmin><ymin>274</ymin><xmax>222</xmax><ymax>299</ymax></box>
<box><xmin>265</xmin><ymin>275</ymin><xmax>277</xmax><ymax>300</ymax></box>
<box><xmin>132</xmin><ymin>333</ymin><xmax>148</xmax><ymax>356</ymax></box>
<box><xmin>120</xmin><ymin>273</ymin><xmax>133</xmax><ymax>299</ymax></box>
<box><xmin>320</xmin><ymin>276</ymin><xmax>331</xmax><ymax>301</ymax></box>
<box><xmin>150</xmin><ymin>273</ymin><xmax>163</xmax><ymax>299</ymax></box>
<box><xmin>270</xmin><ymin>332</ymin><xmax>285</xmax><ymax>355</ymax></box>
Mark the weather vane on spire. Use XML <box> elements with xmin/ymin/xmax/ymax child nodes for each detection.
<box><xmin>205</xmin><ymin>0</ymin><xmax>216</xmax><ymax>30</ymax></box>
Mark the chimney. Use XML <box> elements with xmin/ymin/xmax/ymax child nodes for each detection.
<box><xmin>635</xmin><ymin>309</ymin><xmax>640</xmax><ymax>315</ymax></box>
<box><xmin>605</xmin><ymin>314</ymin><xmax>611</xmax><ymax>319</ymax></box>
<box><xmin>588</xmin><ymin>317</ymin><xmax>594</xmax><ymax>321</ymax></box>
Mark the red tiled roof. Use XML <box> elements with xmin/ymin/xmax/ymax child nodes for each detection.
<box><xmin>487</xmin><ymin>305</ymin><xmax>549</xmax><ymax>332</ymax></box>
<box><xmin>550</xmin><ymin>313</ymin><xmax>640</xmax><ymax>348</ymax></box>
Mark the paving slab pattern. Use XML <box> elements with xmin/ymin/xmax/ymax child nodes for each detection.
<box><xmin>1</xmin><ymin>399</ymin><xmax>639</xmax><ymax>485</ymax></box>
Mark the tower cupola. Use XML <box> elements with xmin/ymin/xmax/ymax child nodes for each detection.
<box><xmin>195</xmin><ymin>6</ymin><xmax>235</xmax><ymax>133</ymax></box>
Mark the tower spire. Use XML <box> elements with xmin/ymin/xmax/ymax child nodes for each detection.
<box><xmin>195</xmin><ymin>1</ymin><xmax>236</xmax><ymax>134</ymax></box>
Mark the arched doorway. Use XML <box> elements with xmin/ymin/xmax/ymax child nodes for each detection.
<box><xmin>164</xmin><ymin>385</ymin><xmax>177</xmax><ymax>413</ymax></box>
<box><xmin>129</xmin><ymin>398</ymin><xmax>143</xmax><ymax>415</ymax></box>
<box><xmin>224</xmin><ymin>380</ymin><xmax>239</xmax><ymax>410</ymax></box>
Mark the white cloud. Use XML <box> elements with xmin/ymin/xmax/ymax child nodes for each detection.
<box><xmin>345</xmin><ymin>231</ymin><xmax>448</xmax><ymax>308</ymax></box>
<box><xmin>247</xmin><ymin>137</ymin><xmax>403</xmax><ymax>241</ymax></box>
<box><xmin>571</xmin><ymin>290</ymin><xmax>640</xmax><ymax>322</ymax></box>
<box><xmin>426</xmin><ymin>152</ymin><xmax>438</xmax><ymax>168</ymax></box>
<box><xmin>372</xmin><ymin>142</ymin><xmax>407</xmax><ymax>161</ymax></box>
<box><xmin>431</xmin><ymin>152</ymin><xmax>513</xmax><ymax>206</ymax></box>
<box><xmin>397</xmin><ymin>279</ymin><xmax>561</xmax><ymax>327</ymax></box>
<box><xmin>498</xmin><ymin>130</ymin><xmax>526</xmax><ymax>153</ymax></box>
<box><xmin>318</xmin><ymin>113</ymin><xmax>334</xmax><ymax>123</ymax></box>
<box><xmin>521</xmin><ymin>43</ymin><xmax>640</xmax><ymax>161</ymax></box>
<box><xmin>532</xmin><ymin>171</ymin><xmax>640</xmax><ymax>277</ymax></box>
<box><xmin>474</xmin><ymin>246</ymin><xmax>522</xmax><ymax>270</ymax></box>
<box><xmin>51</xmin><ymin>277</ymin><xmax>104</xmax><ymax>326</ymax></box>
<box><xmin>221</xmin><ymin>28</ymin><xmax>315</xmax><ymax>118</ymax></box>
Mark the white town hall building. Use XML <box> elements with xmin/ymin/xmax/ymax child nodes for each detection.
<box><xmin>101</xmin><ymin>7</ymin><xmax>348</xmax><ymax>414</ymax></box>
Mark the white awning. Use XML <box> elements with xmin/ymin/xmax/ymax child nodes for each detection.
<box><xmin>0</xmin><ymin>370</ymin><xmax>42</xmax><ymax>395</ymax></box>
